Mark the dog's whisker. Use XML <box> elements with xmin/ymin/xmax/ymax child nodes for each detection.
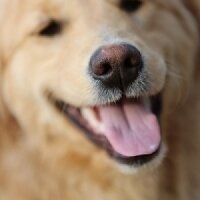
<box><xmin>167</xmin><ymin>70</ymin><xmax>185</xmax><ymax>80</ymax></box>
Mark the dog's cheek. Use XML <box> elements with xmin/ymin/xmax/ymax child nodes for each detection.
<box><xmin>145</xmin><ymin>11</ymin><xmax>198</xmax><ymax>108</ymax></box>
<box><xmin>144</xmin><ymin>51</ymin><xmax>167</xmax><ymax>96</ymax></box>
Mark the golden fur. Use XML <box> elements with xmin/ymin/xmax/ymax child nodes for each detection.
<box><xmin>0</xmin><ymin>0</ymin><xmax>200</xmax><ymax>199</ymax></box>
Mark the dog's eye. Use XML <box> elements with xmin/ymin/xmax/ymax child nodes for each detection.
<box><xmin>39</xmin><ymin>20</ymin><xmax>62</xmax><ymax>37</ymax></box>
<box><xmin>120</xmin><ymin>0</ymin><xmax>143</xmax><ymax>12</ymax></box>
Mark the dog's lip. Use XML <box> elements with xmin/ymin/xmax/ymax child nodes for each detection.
<box><xmin>54</xmin><ymin>95</ymin><xmax>162</xmax><ymax>166</ymax></box>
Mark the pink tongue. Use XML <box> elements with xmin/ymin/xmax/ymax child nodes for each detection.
<box><xmin>98</xmin><ymin>102</ymin><xmax>161</xmax><ymax>157</ymax></box>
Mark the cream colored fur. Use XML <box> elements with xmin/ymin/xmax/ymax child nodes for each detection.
<box><xmin>0</xmin><ymin>0</ymin><xmax>200</xmax><ymax>199</ymax></box>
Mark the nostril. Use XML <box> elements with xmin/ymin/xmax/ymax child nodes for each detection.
<box><xmin>124</xmin><ymin>56</ymin><xmax>141</xmax><ymax>69</ymax></box>
<box><xmin>101</xmin><ymin>63</ymin><xmax>113</xmax><ymax>76</ymax></box>
<box><xmin>91</xmin><ymin>62</ymin><xmax>112</xmax><ymax>77</ymax></box>
<box><xmin>123</xmin><ymin>47</ymin><xmax>143</xmax><ymax>69</ymax></box>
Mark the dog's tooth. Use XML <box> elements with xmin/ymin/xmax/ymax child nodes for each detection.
<box><xmin>81</xmin><ymin>108</ymin><xmax>101</xmax><ymax>129</ymax></box>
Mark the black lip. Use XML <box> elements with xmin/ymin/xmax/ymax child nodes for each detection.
<box><xmin>111</xmin><ymin>146</ymin><xmax>160</xmax><ymax>166</ymax></box>
<box><xmin>55</xmin><ymin>95</ymin><xmax>162</xmax><ymax>167</ymax></box>
<box><xmin>151</xmin><ymin>94</ymin><xmax>162</xmax><ymax>120</ymax></box>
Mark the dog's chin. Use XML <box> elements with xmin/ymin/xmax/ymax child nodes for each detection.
<box><xmin>52</xmin><ymin>92</ymin><xmax>164</xmax><ymax>169</ymax></box>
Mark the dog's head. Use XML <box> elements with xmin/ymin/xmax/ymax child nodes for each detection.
<box><xmin>0</xmin><ymin>0</ymin><xmax>199</xmax><ymax>171</ymax></box>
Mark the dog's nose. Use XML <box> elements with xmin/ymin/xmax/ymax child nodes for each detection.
<box><xmin>89</xmin><ymin>43</ymin><xmax>143</xmax><ymax>90</ymax></box>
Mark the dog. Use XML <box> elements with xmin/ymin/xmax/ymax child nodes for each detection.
<box><xmin>0</xmin><ymin>0</ymin><xmax>200</xmax><ymax>199</ymax></box>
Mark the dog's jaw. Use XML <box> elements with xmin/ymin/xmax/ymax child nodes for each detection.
<box><xmin>54</xmin><ymin>94</ymin><xmax>163</xmax><ymax>168</ymax></box>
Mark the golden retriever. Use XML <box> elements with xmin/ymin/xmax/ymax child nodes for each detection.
<box><xmin>0</xmin><ymin>0</ymin><xmax>200</xmax><ymax>199</ymax></box>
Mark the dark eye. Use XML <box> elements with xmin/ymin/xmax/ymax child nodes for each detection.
<box><xmin>39</xmin><ymin>20</ymin><xmax>62</xmax><ymax>37</ymax></box>
<box><xmin>120</xmin><ymin>0</ymin><xmax>143</xmax><ymax>13</ymax></box>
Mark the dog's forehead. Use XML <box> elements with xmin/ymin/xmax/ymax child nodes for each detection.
<box><xmin>0</xmin><ymin>0</ymin><xmax>164</xmax><ymax>18</ymax></box>
<box><xmin>0</xmin><ymin>0</ymin><xmax>167</xmax><ymax>35</ymax></box>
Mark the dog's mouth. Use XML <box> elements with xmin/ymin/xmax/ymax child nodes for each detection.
<box><xmin>54</xmin><ymin>94</ymin><xmax>162</xmax><ymax>167</ymax></box>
